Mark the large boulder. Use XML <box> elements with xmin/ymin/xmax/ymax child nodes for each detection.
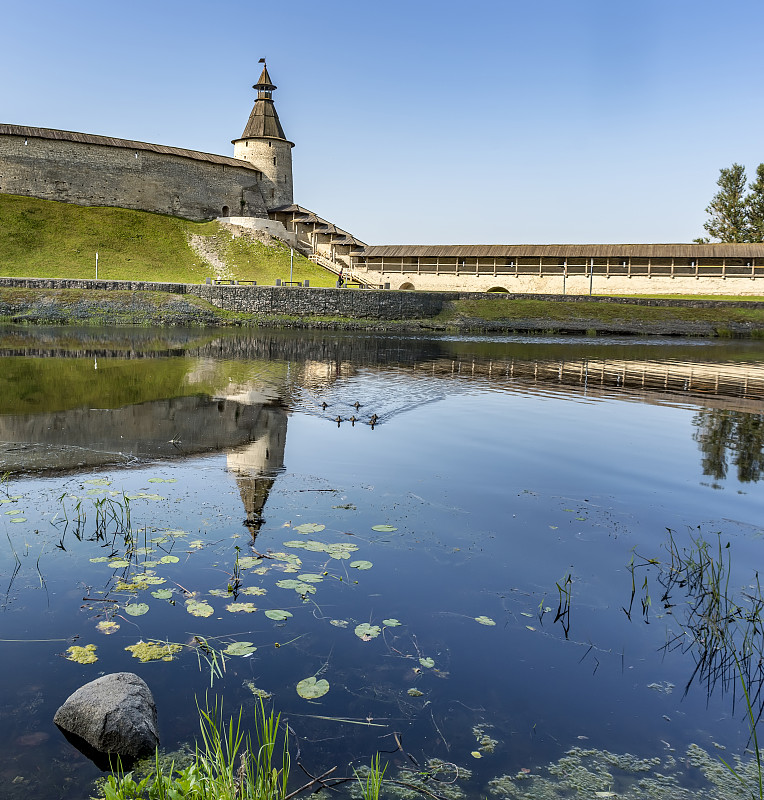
<box><xmin>54</xmin><ymin>672</ymin><xmax>159</xmax><ymax>761</ymax></box>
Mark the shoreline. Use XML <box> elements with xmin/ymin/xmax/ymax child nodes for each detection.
<box><xmin>1</xmin><ymin>285</ymin><xmax>764</xmax><ymax>337</ymax></box>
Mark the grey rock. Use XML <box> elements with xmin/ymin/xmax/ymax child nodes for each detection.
<box><xmin>53</xmin><ymin>672</ymin><xmax>159</xmax><ymax>759</ymax></box>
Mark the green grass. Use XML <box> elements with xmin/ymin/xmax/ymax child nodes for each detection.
<box><xmin>0</xmin><ymin>194</ymin><xmax>336</xmax><ymax>286</ymax></box>
<box><xmin>602</xmin><ymin>294</ymin><xmax>764</xmax><ymax>302</ymax></box>
<box><xmin>98</xmin><ymin>699</ymin><xmax>290</xmax><ymax>800</ymax></box>
<box><xmin>441</xmin><ymin>297</ymin><xmax>764</xmax><ymax>327</ymax></box>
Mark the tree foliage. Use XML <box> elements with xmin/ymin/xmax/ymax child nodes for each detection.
<box><xmin>747</xmin><ymin>163</ymin><xmax>764</xmax><ymax>243</ymax></box>
<box><xmin>703</xmin><ymin>163</ymin><xmax>750</xmax><ymax>242</ymax></box>
<box><xmin>701</xmin><ymin>162</ymin><xmax>764</xmax><ymax>243</ymax></box>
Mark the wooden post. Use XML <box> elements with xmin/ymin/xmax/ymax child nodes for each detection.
<box><xmin>671</xmin><ymin>257</ymin><xmax>675</xmax><ymax>278</ymax></box>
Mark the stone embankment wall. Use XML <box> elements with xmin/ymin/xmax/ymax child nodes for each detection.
<box><xmin>0</xmin><ymin>129</ymin><xmax>269</xmax><ymax>220</ymax></box>
<box><xmin>2</xmin><ymin>277</ymin><xmax>763</xmax><ymax>321</ymax></box>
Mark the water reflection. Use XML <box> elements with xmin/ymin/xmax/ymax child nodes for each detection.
<box><xmin>693</xmin><ymin>408</ymin><xmax>764</xmax><ymax>483</ymax></box>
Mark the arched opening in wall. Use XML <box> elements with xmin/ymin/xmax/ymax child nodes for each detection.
<box><xmin>221</xmin><ymin>206</ymin><xmax>230</xmax><ymax>217</ymax></box>
<box><xmin>399</xmin><ymin>282</ymin><xmax>415</xmax><ymax>291</ymax></box>
<box><xmin>487</xmin><ymin>286</ymin><xmax>508</xmax><ymax>293</ymax></box>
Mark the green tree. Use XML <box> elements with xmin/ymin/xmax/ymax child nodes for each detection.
<box><xmin>746</xmin><ymin>163</ymin><xmax>764</xmax><ymax>243</ymax></box>
<box><xmin>703</xmin><ymin>163</ymin><xmax>751</xmax><ymax>242</ymax></box>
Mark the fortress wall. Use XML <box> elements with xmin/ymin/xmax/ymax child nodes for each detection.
<box><xmin>0</xmin><ymin>133</ymin><xmax>270</xmax><ymax>220</ymax></box>
<box><xmin>357</xmin><ymin>270</ymin><xmax>764</xmax><ymax>296</ymax></box>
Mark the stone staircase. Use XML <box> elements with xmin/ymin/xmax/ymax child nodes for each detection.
<box><xmin>308</xmin><ymin>253</ymin><xmax>375</xmax><ymax>287</ymax></box>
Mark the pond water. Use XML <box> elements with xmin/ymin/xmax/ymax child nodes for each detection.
<box><xmin>1</xmin><ymin>326</ymin><xmax>764</xmax><ymax>799</ymax></box>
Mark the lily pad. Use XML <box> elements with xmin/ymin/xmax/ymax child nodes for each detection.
<box><xmin>89</xmin><ymin>556</ymin><xmax>110</xmax><ymax>563</ymax></box>
<box><xmin>96</xmin><ymin>621</ymin><xmax>120</xmax><ymax>634</ymax></box>
<box><xmin>354</xmin><ymin>623</ymin><xmax>381</xmax><ymax>640</ymax></box>
<box><xmin>133</xmin><ymin>547</ymin><xmax>154</xmax><ymax>555</ymax></box>
<box><xmin>158</xmin><ymin>555</ymin><xmax>180</xmax><ymax>564</ymax></box>
<box><xmin>66</xmin><ymin>644</ymin><xmax>97</xmax><ymax>664</ymax></box>
<box><xmin>296</xmin><ymin>677</ymin><xmax>330</xmax><ymax>699</ymax></box>
<box><xmin>265</xmin><ymin>609</ymin><xmax>293</xmax><ymax>621</ymax></box>
<box><xmin>283</xmin><ymin>540</ymin><xmax>307</xmax><ymax>549</ymax></box>
<box><xmin>226</xmin><ymin>602</ymin><xmax>257</xmax><ymax>613</ymax></box>
<box><xmin>293</xmin><ymin>523</ymin><xmax>325</xmax><ymax>534</ymax></box>
<box><xmin>224</xmin><ymin>641</ymin><xmax>257</xmax><ymax>656</ymax></box>
<box><xmin>124</xmin><ymin>603</ymin><xmax>150</xmax><ymax>617</ymax></box>
<box><xmin>148</xmin><ymin>478</ymin><xmax>177</xmax><ymax>483</ymax></box>
<box><xmin>185</xmin><ymin>600</ymin><xmax>214</xmax><ymax>618</ymax></box>
<box><xmin>108</xmin><ymin>559</ymin><xmax>130</xmax><ymax>569</ymax></box>
<box><xmin>383</xmin><ymin>618</ymin><xmax>402</xmax><ymax>627</ymax></box>
<box><xmin>141</xmin><ymin>576</ymin><xmax>165</xmax><ymax>585</ymax></box>
<box><xmin>85</xmin><ymin>479</ymin><xmax>111</xmax><ymax>486</ymax></box>
<box><xmin>241</xmin><ymin>586</ymin><xmax>267</xmax><ymax>596</ymax></box>
<box><xmin>125</xmin><ymin>640</ymin><xmax>182</xmax><ymax>662</ymax></box>
<box><xmin>350</xmin><ymin>560</ymin><xmax>373</xmax><ymax>570</ymax></box>
<box><xmin>9</xmin><ymin>517</ymin><xmax>26</xmax><ymax>523</ymax></box>
<box><xmin>238</xmin><ymin>556</ymin><xmax>261</xmax><ymax>568</ymax></box>
<box><xmin>475</xmin><ymin>616</ymin><xmax>496</xmax><ymax>626</ymax></box>
<box><xmin>296</xmin><ymin>573</ymin><xmax>324</xmax><ymax>583</ymax></box>
<box><xmin>142</xmin><ymin>560</ymin><xmax>159</xmax><ymax>568</ymax></box>
<box><xmin>330</xmin><ymin>619</ymin><xmax>349</xmax><ymax>628</ymax></box>
<box><xmin>5</xmin><ymin>509</ymin><xmax>22</xmax><ymax>515</ymax></box>
<box><xmin>151</xmin><ymin>589</ymin><xmax>173</xmax><ymax>600</ymax></box>
<box><xmin>419</xmin><ymin>657</ymin><xmax>435</xmax><ymax>668</ymax></box>
<box><xmin>372</xmin><ymin>525</ymin><xmax>397</xmax><ymax>532</ymax></box>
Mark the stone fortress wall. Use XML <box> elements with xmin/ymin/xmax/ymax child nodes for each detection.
<box><xmin>0</xmin><ymin>125</ymin><xmax>271</xmax><ymax>221</ymax></box>
<box><xmin>234</xmin><ymin>138</ymin><xmax>293</xmax><ymax>210</ymax></box>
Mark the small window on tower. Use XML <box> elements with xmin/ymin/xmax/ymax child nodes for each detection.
<box><xmin>273</xmin><ymin>157</ymin><xmax>276</xmax><ymax>166</ymax></box>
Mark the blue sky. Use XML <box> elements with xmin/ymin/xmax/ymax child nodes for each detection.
<box><xmin>2</xmin><ymin>0</ymin><xmax>763</xmax><ymax>244</ymax></box>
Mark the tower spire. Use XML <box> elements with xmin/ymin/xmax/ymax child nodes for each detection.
<box><xmin>239</xmin><ymin>59</ymin><xmax>287</xmax><ymax>140</ymax></box>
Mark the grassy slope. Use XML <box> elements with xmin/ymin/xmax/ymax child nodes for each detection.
<box><xmin>441</xmin><ymin>297</ymin><xmax>764</xmax><ymax>328</ymax></box>
<box><xmin>0</xmin><ymin>194</ymin><xmax>336</xmax><ymax>286</ymax></box>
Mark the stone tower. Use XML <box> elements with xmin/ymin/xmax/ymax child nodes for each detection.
<box><xmin>232</xmin><ymin>63</ymin><xmax>294</xmax><ymax>210</ymax></box>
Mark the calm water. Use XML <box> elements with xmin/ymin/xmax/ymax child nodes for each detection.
<box><xmin>1</xmin><ymin>326</ymin><xmax>764</xmax><ymax>799</ymax></box>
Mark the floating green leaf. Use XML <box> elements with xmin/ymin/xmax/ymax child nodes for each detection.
<box><xmin>419</xmin><ymin>657</ymin><xmax>435</xmax><ymax>668</ymax></box>
<box><xmin>142</xmin><ymin>560</ymin><xmax>159</xmax><ymax>568</ymax></box>
<box><xmin>238</xmin><ymin>556</ymin><xmax>261</xmax><ymax>568</ymax></box>
<box><xmin>189</xmin><ymin>540</ymin><xmax>204</xmax><ymax>549</ymax></box>
<box><xmin>224</xmin><ymin>642</ymin><xmax>257</xmax><ymax>656</ymax></box>
<box><xmin>354</xmin><ymin>623</ymin><xmax>381</xmax><ymax>640</ymax></box>
<box><xmin>133</xmin><ymin>547</ymin><xmax>154</xmax><ymax>555</ymax></box>
<box><xmin>159</xmin><ymin>555</ymin><xmax>180</xmax><ymax>564</ymax></box>
<box><xmin>66</xmin><ymin>644</ymin><xmax>98</xmax><ymax>664</ymax></box>
<box><xmin>209</xmin><ymin>588</ymin><xmax>231</xmax><ymax>597</ymax></box>
<box><xmin>407</xmin><ymin>688</ymin><xmax>424</xmax><ymax>698</ymax></box>
<box><xmin>372</xmin><ymin>525</ymin><xmax>397</xmax><ymax>532</ymax></box>
<box><xmin>265</xmin><ymin>609</ymin><xmax>293</xmax><ymax>621</ymax></box>
<box><xmin>276</xmin><ymin>579</ymin><xmax>316</xmax><ymax>595</ymax></box>
<box><xmin>85</xmin><ymin>479</ymin><xmax>111</xmax><ymax>486</ymax></box>
<box><xmin>330</xmin><ymin>619</ymin><xmax>348</xmax><ymax>628</ymax></box>
<box><xmin>297</xmin><ymin>573</ymin><xmax>323</xmax><ymax>584</ymax></box>
<box><xmin>125</xmin><ymin>641</ymin><xmax>182</xmax><ymax>662</ymax></box>
<box><xmin>226</xmin><ymin>602</ymin><xmax>257</xmax><ymax>613</ymax></box>
<box><xmin>185</xmin><ymin>600</ymin><xmax>213</xmax><ymax>618</ymax></box>
<box><xmin>141</xmin><ymin>576</ymin><xmax>165</xmax><ymax>585</ymax></box>
<box><xmin>148</xmin><ymin>478</ymin><xmax>177</xmax><ymax>483</ymax></box>
<box><xmin>383</xmin><ymin>619</ymin><xmax>402</xmax><ymax>627</ymax></box>
<box><xmin>89</xmin><ymin>556</ymin><xmax>110</xmax><ymax>563</ymax></box>
<box><xmin>151</xmin><ymin>589</ymin><xmax>173</xmax><ymax>600</ymax></box>
<box><xmin>471</xmin><ymin>751</ymin><xmax>482</xmax><ymax>759</ymax></box>
<box><xmin>283</xmin><ymin>540</ymin><xmax>307</xmax><ymax>549</ymax></box>
<box><xmin>108</xmin><ymin>559</ymin><xmax>130</xmax><ymax>569</ymax></box>
<box><xmin>124</xmin><ymin>603</ymin><xmax>150</xmax><ymax>617</ymax></box>
<box><xmin>350</xmin><ymin>560</ymin><xmax>373</xmax><ymax>570</ymax></box>
<box><xmin>303</xmin><ymin>540</ymin><xmax>329</xmax><ymax>553</ymax></box>
<box><xmin>9</xmin><ymin>517</ymin><xmax>26</xmax><ymax>523</ymax></box>
<box><xmin>475</xmin><ymin>616</ymin><xmax>496</xmax><ymax>626</ymax></box>
<box><xmin>296</xmin><ymin>677</ymin><xmax>330</xmax><ymax>699</ymax></box>
<box><xmin>293</xmin><ymin>523</ymin><xmax>325</xmax><ymax>534</ymax></box>
<box><xmin>241</xmin><ymin>586</ymin><xmax>267</xmax><ymax>596</ymax></box>
<box><xmin>5</xmin><ymin>509</ymin><xmax>22</xmax><ymax>515</ymax></box>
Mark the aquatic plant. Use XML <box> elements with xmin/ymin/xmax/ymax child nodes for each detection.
<box><xmin>356</xmin><ymin>753</ymin><xmax>387</xmax><ymax>800</ymax></box>
<box><xmin>99</xmin><ymin>698</ymin><xmax>290</xmax><ymax>800</ymax></box>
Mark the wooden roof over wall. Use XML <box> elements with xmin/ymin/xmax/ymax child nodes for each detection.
<box><xmin>357</xmin><ymin>244</ymin><xmax>764</xmax><ymax>258</ymax></box>
<box><xmin>0</xmin><ymin>124</ymin><xmax>261</xmax><ymax>171</ymax></box>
